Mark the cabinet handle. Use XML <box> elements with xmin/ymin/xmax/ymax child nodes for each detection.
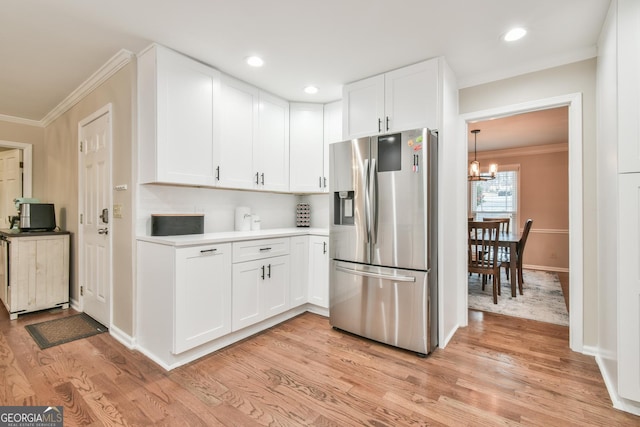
<box><xmin>200</xmin><ymin>248</ymin><xmax>217</xmax><ymax>254</ymax></box>
<box><xmin>319</xmin><ymin>176</ymin><xmax>322</xmax><ymax>188</ymax></box>
<box><xmin>386</xmin><ymin>116</ymin><xmax>390</xmax><ymax>131</ymax></box>
<box><xmin>259</xmin><ymin>247</ymin><xmax>272</xmax><ymax>252</ymax></box>
<box><xmin>261</xmin><ymin>173</ymin><xmax>265</xmax><ymax>185</ymax></box>
<box><xmin>323</xmin><ymin>242</ymin><xmax>327</xmax><ymax>254</ymax></box>
<box><xmin>261</xmin><ymin>265</ymin><xmax>265</xmax><ymax>280</ymax></box>
<box><xmin>216</xmin><ymin>166</ymin><xmax>220</xmax><ymax>181</ymax></box>
<box><xmin>267</xmin><ymin>264</ymin><xmax>271</xmax><ymax>278</ymax></box>
<box><xmin>255</xmin><ymin>172</ymin><xmax>259</xmax><ymax>185</ymax></box>
<box><xmin>378</xmin><ymin>118</ymin><xmax>382</xmax><ymax>132</ymax></box>
<box><xmin>323</xmin><ymin>177</ymin><xmax>327</xmax><ymax>188</ymax></box>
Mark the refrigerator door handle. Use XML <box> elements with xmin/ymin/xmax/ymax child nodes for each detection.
<box><xmin>370</xmin><ymin>158</ymin><xmax>378</xmax><ymax>245</ymax></box>
<box><xmin>335</xmin><ymin>265</ymin><xmax>417</xmax><ymax>282</ymax></box>
<box><xmin>364</xmin><ymin>158</ymin><xmax>371</xmax><ymax>243</ymax></box>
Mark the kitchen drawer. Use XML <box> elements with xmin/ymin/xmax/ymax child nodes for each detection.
<box><xmin>232</xmin><ymin>238</ymin><xmax>290</xmax><ymax>263</ymax></box>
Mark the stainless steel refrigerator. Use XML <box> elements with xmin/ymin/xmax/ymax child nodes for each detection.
<box><xmin>329</xmin><ymin>128</ymin><xmax>437</xmax><ymax>356</ymax></box>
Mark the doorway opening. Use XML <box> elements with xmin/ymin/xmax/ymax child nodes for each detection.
<box><xmin>461</xmin><ymin>93</ymin><xmax>583</xmax><ymax>352</ymax></box>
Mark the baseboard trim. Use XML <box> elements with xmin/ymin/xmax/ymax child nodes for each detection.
<box><xmin>69</xmin><ymin>298</ymin><xmax>81</xmax><ymax>312</ymax></box>
<box><xmin>523</xmin><ymin>264</ymin><xmax>569</xmax><ymax>273</ymax></box>
<box><xmin>109</xmin><ymin>324</ymin><xmax>136</xmax><ymax>349</ymax></box>
<box><xmin>595</xmin><ymin>354</ymin><xmax>640</xmax><ymax>416</ymax></box>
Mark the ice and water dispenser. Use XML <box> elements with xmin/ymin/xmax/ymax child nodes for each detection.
<box><xmin>333</xmin><ymin>191</ymin><xmax>355</xmax><ymax>225</ymax></box>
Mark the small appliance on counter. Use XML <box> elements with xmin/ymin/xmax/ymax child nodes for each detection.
<box><xmin>235</xmin><ymin>207</ymin><xmax>251</xmax><ymax>231</ymax></box>
<box><xmin>15</xmin><ymin>198</ymin><xmax>57</xmax><ymax>232</ymax></box>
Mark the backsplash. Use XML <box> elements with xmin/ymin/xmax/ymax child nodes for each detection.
<box><xmin>137</xmin><ymin>184</ymin><xmax>330</xmax><ymax>235</ymax></box>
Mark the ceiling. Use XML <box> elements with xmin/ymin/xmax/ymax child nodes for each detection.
<box><xmin>468</xmin><ymin>107</ymin><xmax>569</xmax><ymax>153</ymax></box>
<box><xmin>2</xmin><ymin>0</ymin><xmax>609</xmax><ymax>128</ymax></box>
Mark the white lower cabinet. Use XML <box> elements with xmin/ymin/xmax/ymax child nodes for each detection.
<box><xmin>137</xmin><ymin>241</ymin><xmax>232</xmax><ymax>356</ymax></box>
<box><xmin>289</xmin><ymin>236</ymin><xmax>309</xmax><ymax>307</ymax></box>
<box><xmin>308</xmin><ymin>236</ymin><xmax>329</xmax><ymax>308</ymax></box>
<box><xmin>137</xmin><ymin>232</ymin><xmax>327</xmax><ymax>369</ymax></box>
<box><xmin>232</xmin><ymin>240</ymin><xmax>290</xmax><ymax>331</ymax></box>
<box><xmin>174</xmin><ymin>244</ymin><xmax>232</xmax><ymax>353</ymax></box>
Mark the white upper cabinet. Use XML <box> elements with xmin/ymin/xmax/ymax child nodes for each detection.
<box><xmin>323</xmin><ymin>100</ymin><xmax>343</xmax><ymax>188</ymax></box>
<box><xmin>342</xmin><ymin>74</ymin><xmax>385</xmax><ymax>138</ymax></box>
<box><xmin>289</xmin><ymin>101</ymin><xmax>342</xmax><ymax>193</ymax></box>
<box><xmin>324</xmin><ymin>100</ymin><xmax>343</xmax><ymax>144</ymax></box>
<box><xmin>218</xmin><ymin>75</ymin><xmax>259</xmax><ymax>190</ymax></box>
<box><xmin>256</xmin><ymin>92</ymin><xmax>290</xmax><ymax>192</ymax></box>
<box><xmin>138</xmin><ymin>44</ymin><xmax>221</xmax><ymax>186</ymax></box>
<box><xmin>342</xmin><ymin>58</ymin><xmax>439</xmax><ymax>139</ymax></box>
<box><xmin>618</xmin><ymin>0</ymin><xmax>640</xmax><ymax>173</ymax></box>
<box><xmin>290</xmin><ymin>103</ymin><xmax>325</xmax><ymax>193</ymax></box>
<box><xmin>218</xmin><ymin>75</ymin><xmax>289</xmax><ymax>192</ymax></box>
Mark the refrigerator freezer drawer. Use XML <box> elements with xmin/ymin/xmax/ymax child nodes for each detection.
<box><xmin>330</xmin><ymin>260</ymin><xmax>435</xmax><ymax>355</ymax></box>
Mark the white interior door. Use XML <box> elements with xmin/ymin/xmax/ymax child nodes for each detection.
<box><xmin>0</xmin><ymin>149</ymin><xmax>23</xmax><ymax>228</ymax></box>
<box><xmin>79</xmin><ymin>107</ymin><xmax>111</xmax><ymax>326</ymax></box>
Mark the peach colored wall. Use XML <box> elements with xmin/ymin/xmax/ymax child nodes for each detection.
<box><xmin>469</xmin><ymin>149</ymin><xmax>569</xmax><ymax>270</ymax></box>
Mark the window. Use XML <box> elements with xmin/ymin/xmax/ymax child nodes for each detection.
<box><xmin>470</xmin><ymin>165</ymin><xmax>519</xmax><ymax>231</ymax></box>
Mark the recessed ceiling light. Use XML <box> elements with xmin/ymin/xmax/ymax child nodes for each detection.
<box><xmin>504</xmin><ymin>27</ymin><xmax>527</xmax><ymax>42</ymax></box>
<box><xmin>246</xmin><ymin>56</ymin><xmax>264</xmax><ymax>67</ymax></box>
<box><xmin>304</xmin><ymin>85</ymin><xmax>318</xmax><ymax>94</ymax></box>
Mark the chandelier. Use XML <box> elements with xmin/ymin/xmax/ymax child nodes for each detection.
<box><xmin>468</xmin><ymin>129</ymin><xmax>497</xmax><ymax>181</ymax></box>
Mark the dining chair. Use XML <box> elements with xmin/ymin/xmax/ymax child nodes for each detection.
<box><xmin>468</xmin><ymin>221</ymin><xmax>502</xmax><ymax>304</ymax></box>
<box><xmin>482</xmin><ymin>217</ymin><xmax>510</xmax><ymax>233</ymax></box>
<box><xmin>500</xmin><ymin>218</ymin><xmax>533</xmax><ymax>295</ymax></box>
<box><xmin>483</xmin><ymin>217</ymin><xmax>511</xmax><ymax>267</ymax></box>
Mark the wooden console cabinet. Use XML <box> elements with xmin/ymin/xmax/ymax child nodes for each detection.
<box><xmin>0</xmin><ymin>231</ymin><xmax>70</xmax><ymax>320</ymax></box>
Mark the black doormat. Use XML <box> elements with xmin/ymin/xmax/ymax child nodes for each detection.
<box><xmin>25</xmin><ymin>313</ymin><xmax>107</xmax><ymax>349</ymax></box>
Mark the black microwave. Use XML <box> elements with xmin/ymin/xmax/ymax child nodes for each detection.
<box><xmin>19</xmin><ymin>203</ymin><xmax>56</xmax><ymax>231</ymax></box>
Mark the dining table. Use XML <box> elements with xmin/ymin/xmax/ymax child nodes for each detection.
<box><xmin>469</xmin><ymin>229</ymin><xmax>522</xmax><ymax>297</ymax></box>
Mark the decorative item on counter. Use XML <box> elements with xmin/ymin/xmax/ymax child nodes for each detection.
<box><xmin>296</xmin><ymin>203</ymin><xmax>311</xmax><ymax>227</ymax></box>
<box><xmin>235</xmin><ymin>206</ymin><xmax>251</xmax><ymax>231</ymax></box>
<box><xmin>151</xmin><ymin>214</ymin><xmax>204</xmax><ymax>236</ymax></box>
<box><xmin>251</xmin><ymin>215</ymin><xmax>261</xmax><ymax>231</ymax></box>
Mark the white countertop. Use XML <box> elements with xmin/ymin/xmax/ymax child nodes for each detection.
<box><xmin>137</xmin><ymin>227</ymin><xmax>328</xmax><ymax>247</ymax></box>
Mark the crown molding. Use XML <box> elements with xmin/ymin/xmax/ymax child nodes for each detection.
<box><xmin>473</xmin><ymin>142</ymin><xmax>568</xmax><ymax>160</ymax></box>
<box><xmin>40</xmin><ymin>49</ymin><xmax>134</xmax><ymax>127</ymax></box>
<box><xmin>0</xmin><ymin>113</ymin><xmax>43</xmax><ymax>128</ymax></box>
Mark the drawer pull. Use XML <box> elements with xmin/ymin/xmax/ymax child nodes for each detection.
<box><xmin>200</xmin><ymin>248</ymin><xmax>218</xmax><ymax>254</ymax></box>
<box><xmin>259</xmin><ymin>247</ymin><xmax>272</xmax><ymax>252</ymax></box>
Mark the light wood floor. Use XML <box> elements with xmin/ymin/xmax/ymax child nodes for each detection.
<box><xmin>1</xmin><ymin>307</ymin><xmax>638</xmax><ymax>426</ymax></box>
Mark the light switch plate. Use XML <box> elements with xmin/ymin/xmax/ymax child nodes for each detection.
<box><xmin>113</xmin><ymin>204</ymin><xmax>123</xmax><ymax>218</ymax></box>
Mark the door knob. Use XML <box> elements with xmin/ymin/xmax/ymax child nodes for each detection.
<box><xmin>98</xmin><ymin>228</ymin><xmax>109</xmax><ymax>235</ymax></box>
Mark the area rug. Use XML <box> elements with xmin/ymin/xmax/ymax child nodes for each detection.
<box><xmin>25</xmin><ymin>313</ymin><xmax>107</xmax><ymax>349</ymax></box>
<box><xmin>468</xmin><ymin>269</ymin><xmax>569</xmax><ymax>326</ymax></box>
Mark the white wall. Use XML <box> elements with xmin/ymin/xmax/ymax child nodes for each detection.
<box><xmin>137</xmin><ymin>185</ymin><xmax>304</xmax><ymax>235</ymax></box>
<box><xmin>596</xmin><ymin>0</ymin><xmax>619</xmax><ymax>397</ymax></box>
